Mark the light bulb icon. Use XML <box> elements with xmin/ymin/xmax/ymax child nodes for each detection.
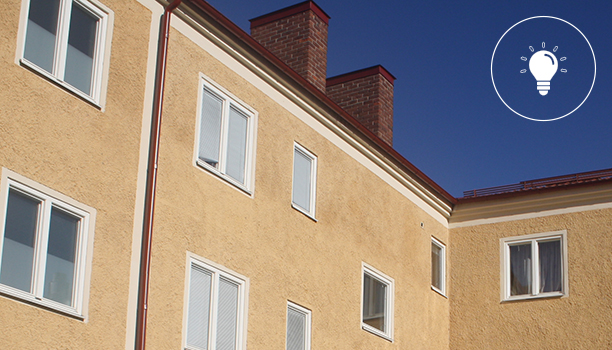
<box><xmin>529</xmin><ymin>50</ymin><xmax>558</xmax><ymax>95</ymax></box>
<box><xmin>520</xmin><ymin>43</ymin><xmax>567</xmax><ymax>96</ymax></box>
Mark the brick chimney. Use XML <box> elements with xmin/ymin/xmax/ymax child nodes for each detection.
<box><xmin>326</xmin><ymin>66</ymin><xmax>396</xmax><ymax>146</ymax></box>
<box><xmin>250</xmin><ymin>1</ymin><xmax>329</xmax><ymax>92</ymax></box>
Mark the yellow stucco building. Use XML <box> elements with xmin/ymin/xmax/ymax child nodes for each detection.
<box><xmin>0</xmin><ymin>0</ymin><xmax>610</xmax><ymax>349</ymax></box>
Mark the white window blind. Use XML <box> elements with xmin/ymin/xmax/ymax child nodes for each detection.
<box><xmin>185</xmin><ymin>257</ymin><xmax>247</xmax><ymax>350</ymax></box>
<box><xmin>292</xmin><ymin>144</ymin><xmax>317</xmax><ymax>218</ymax></box>
<box><xmin>199</xmin><ymin>89</ymin><xmax>223</xmax><ymax>167</ymax></box>
<box><xmin>216</xmin><ymin>278</ymin><xmax>239</xmax><ymax>350</ymax></box>
<box><xmin>186</xmin><ymin>265</ymin><xmax>212</xmax><ymax>349</ymax></box>
<box><xmin>225</xmin><ymin>107</ymin><xmax>248</xmax><ymax>184</ymax></box>
<box><xmin>431</xmin><ymin>237</ymin><xmax>446</xmax><ymax>295</ymax></box>
<box><xmin>197</xmin><ymin>80</ymin><xmax>255</xmax><ymax>192</ymax></box>
<box><xmin>286</xmin><ymin>302</ymin><xmax>311</xmax><ymax>350</ymax></box>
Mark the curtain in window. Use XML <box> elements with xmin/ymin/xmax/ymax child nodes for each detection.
<box><xmin>431</xmin><ymin>243</ymin><xmax>441</xmax><ymax>289</ymax></box>
<box><xmin>510</xmin><ymin>244</ymin><xmax>532</xmax><ymax>296</ymax></box>
<box><xmin>187</xmin><ymin>265</ymin><xmax>212</xmax><ymax>349</ymax></box>
<box><xmin>363</xmin><ymin>273</ymin><xmax>386</xmax><ymax>331</ymax></box>
<box><xmin>199</xmin><ymin>89</ymin><xmax>223</xmax><ymax>167</ymax></box>
<box><xmin>292</xmin><ymin>149</ymin><xmax>312</xmax><ymax>211</ymax></box>
<box><xmin>287</xmin><ymin>307</ymin><xmax>306</xmax><ymax>350</ymax></box>
<box><xmin>539</xmin><ymin>240</ymin><xmax>562</xmax><ymax>293</ymax></box>
<box><xmin>225</xmin><ymin>107</ymin><xmax>248</xmax><ymax>184</ymax></box>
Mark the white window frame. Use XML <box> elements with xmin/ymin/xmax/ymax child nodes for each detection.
<box><xmin>500</xmin><ymin>230</ymin><xmax>568</xmax><ymax>302</ymax></box>
<box><xmin>0</xmin><ymin>169</ymin><xmax>95</xmax><ymax>318</ymax></box>
<box><xmin>361</xmin><ymin>262</ymin><xmax>394</xmax><ymax>341</ymax></box>
<box><xmin>291</xmin><ymin>142</ymin><xmax>317</xmax><ymax>220</ymax></box>
<box><xmin>183</xmin><ymin>252</ymin><xmax>249</xmax><ymax>350</ymax></box>
<box><xmin>286</xmin><ymin>301</ymin><xmax>312</xmax><ymax>350</ymax></box>
<box><xmin>431</xmin><ymin>236</ymin><xmax>446</xmax><ymax>296</ymax></box>
<box><xmin>15</xmin><ymin>0</ymin><xmax>113</xmax><ymax>107</ymax></box>
<box><xmin>194</xmin><ymin>75</ymin><xmax>257</xmax><ymax>194</ymax></box>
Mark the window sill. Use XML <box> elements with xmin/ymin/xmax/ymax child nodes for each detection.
<box><xmin>20</xmin><ymin>59</ymin><xmax>102</xmax><ymax>109</ymax></box>
<box><xmin>0</xmin><ymin>284</ymin><xmax>84</xmax><ymax>320</ymax></box>
<box><xmin>291</xmin><ymin>203</ymin><xmax>317</xmax><ymax>222</ymax></box>
<box><xmin>196</xmin><ymin>159</ymin><xmax>253</xmax><ymax>196</ymax></box>
<box><xmin>431</xmin><ymin>286</ymin><xmax>448</xmax><ymax>298</ymax></box>
<box><xmin>502</xmin><ymin>291</ymin><xmax>565</xmax><ymax>303</ymax></box>
<box><xmin>361</xmin><ymin>323</ymin><xmax>393</xmax><ymax>342</ymax></box>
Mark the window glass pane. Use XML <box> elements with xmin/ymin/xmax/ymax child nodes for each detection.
<box><xmin>199</xmin><ymin>89</ymin><xmax>223</xmax><ymax>168</ymax></box>
<box><xmin>43</xmin><ymin>207</ymin><xmax>78</xmax><ymax>305</ymax></box>
<box><xmin>431</xmin><ymin>243</ymin><xmax>442</xmax><ymax>290</ymax></box>
<box><xmin>287</xmin><ymin>307</ymin><xmax>306</xmax><ymax>350</ymax></box>
<box><xmin>24</xmin><ymin>0</ymin><xmax>60</xmax><ymax>72</ymax></box>
<box><xmin>64</xmin><ymin>3</ymin><xmax>98</xmax><ymax>95</ymax></box>
<box><xmin>292</xmin><ymin>149</ymin><xmax>312</xmax><ymax>211</ymax></box>
<box><xmin>539</xmin><ymin>240</ymin><xmax>562</xmax><ymax>293</ymax></box>
<box><xmin>225</xmin><ymin>107</ymin><xmax>248</xmax><ymax>184</ymax></box>
<box><xmin>187</xmin><ymin>265</ymin><xmax>212</xmax><ymax>349</ymax></box>
<box><xmin>0</xmin><ymin>190</ymin><xmax>40</xmax><ymax>293</ymax></box>
<box><xmin>216</xmin><ymin>277</ymin><xmax>239</xmax><ymax>350</ymax></box>
<box><xmin>363</xmin><ymin>273</ymin><xmax>386</xmax><ymax>332</ymax></box>
<box><xmin>510</xmin><ymin>244</ymin><xmax>532</xmax><ymax>296</ymax></box>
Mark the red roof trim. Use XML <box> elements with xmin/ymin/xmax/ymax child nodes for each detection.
<box><xmin>249</xmin><ymin>1</ymin><xmax>330</xmax><ymax>28</ymax></box>
<box><xmin>184</xmin><ymin>0</ymin><xmax>455</xmax><ymax>204</ymax></box>
<box><xmin>456</xmin><ymin>176</ymin><xmax>612</xmax><ymax>204</ymax></box>
<box><xmin>327</xmin><ymin>65</ymin><xmax>396</xmax><ymax>86</ymax></box>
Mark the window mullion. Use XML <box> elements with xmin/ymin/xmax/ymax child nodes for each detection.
<box><xmin>218</xmin><ymin>100</ymin><xmax>230</xmax><ymax>175</ymax></box>
<box><xmin>89</xmin><ymin>7</ymin><xmax>103</xmax><ymax>101</ymax></box>
<box><xmin>209</xmin><ymin>272</ymin><xmax>219</xmax><ymax>350</ymax></box>
<box><xmin>33</xmin><ymin>199</ymin><xmax>52</xmax><ymax>299</ymax></box>
<box><xmin>72</xmin><ymin>215</ymin><xmax>86</xmax><ymax>311</ymax></box>
<box><xmin>54</xmin><ymin>0</ymin><xmax>72</xmax><ymax>80</ymax></box>
<box><xmin>531</xmin><ymin>240</ymin><xmax>539</xmax><ymax>296</ymax></box>
<box><xmin>505</xmin><ymin>243</ymin><xmax>511</xmax><ymax>299</ymax></box>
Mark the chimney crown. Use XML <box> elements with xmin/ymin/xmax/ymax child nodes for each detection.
<box><xmin>326</xmin><ymin>65</ymin><xmax>395</xmax><ymax>146</ymax></box>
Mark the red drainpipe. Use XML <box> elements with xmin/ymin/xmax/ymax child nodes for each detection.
<box><xmin>135</xmin><ymin>0</ymin><xmax>182</xmax><ymax>349</ymax></box>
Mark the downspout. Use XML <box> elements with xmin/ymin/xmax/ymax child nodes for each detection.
<box><xmin>135</xmin><ymin>0</ymin><xmax>182</xmax><ymax>349</ymax></box>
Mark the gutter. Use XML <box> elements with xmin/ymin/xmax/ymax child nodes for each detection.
<box><xmin>135</xmin><ymin>0</ymin><xmax>182</xmax><ymax>349</ymax></box>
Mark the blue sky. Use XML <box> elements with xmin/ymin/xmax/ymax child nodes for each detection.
<box><xmin>205</xmin><ymin>0</ymin><xmax>612</xmax><ymax>197</ymax></box>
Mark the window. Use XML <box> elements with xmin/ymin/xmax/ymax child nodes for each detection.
<box><xmin>18</xmin><ymin>0</ymin><xmax>111</xmax><ymax>104</ymax></box>
<box><xmin>291</xmin><ymin>143</ymin><xmax>317</xmax><ymax>218</ymax></box>
<box><xmin>184</xmin><ymin>254</ymin><xmax>248</xmax><ymax>350</ymax></box>
<box><xmin>431</xmin><ymin>237</ymin><xmax>446</xmax><ymax>295</ymax></box>
<box><xmin>286</xmin><ymin>302</ymin><xmax>311</xmax><ymax>350</ymax></box>
<box><xmin>501</xmin><ymin>230</ymin><xmax>568</xmax><ymax>301</ymax></box>
<box><xmin>0</xmin><ymin>169</ymin><xmax>94</xmax><ymax>317</ymax></box>
<box><xmin>361</xmin><ymin>263</ymin><xmax>394</xmax><ymax>341</ymax></box>
<box><xmin>196</xmin><ymin>78</ymin><xmax>256</xmax><ymax>192</ymax></box>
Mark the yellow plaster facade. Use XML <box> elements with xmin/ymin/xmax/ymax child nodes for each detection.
<box><xmin>0</xmin><ymin>0</ymin><xmax>151</xmax><ymax>347</ymax></box>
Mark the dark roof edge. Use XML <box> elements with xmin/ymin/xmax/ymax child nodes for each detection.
<box><xmin>457</xmin><ymin>176</ymin><xmax>612</xmax><ymax>204</ymax></box>
<box><xmin>249</xmin><ymin>1</ymin><xmax>330</xmax><ymax>28</ymax></box>
<box><xmin>327</xmin><ymin>65</ymin><xmax>396</xmax><ymax>86</ymax></box>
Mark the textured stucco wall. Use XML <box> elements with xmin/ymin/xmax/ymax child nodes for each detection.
<box><xmin>449</xmin><ymin>208</ymin><xmax>612</xmax><ymax>349</ymax></box>
<box><xmin>142</xmin><ymin>24</ymin><xmax>450</xmax><ymax>350</ymax></box>
<box><xmin>0</xmin><ymin>0</ymin><xmax>151</xmax><ymax>348</ymax></box>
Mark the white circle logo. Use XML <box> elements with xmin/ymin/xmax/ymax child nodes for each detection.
<box><xmin>491</xmin><ymin>17</ymin><xmax>596</xmax><ymax>121</ymax></box>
